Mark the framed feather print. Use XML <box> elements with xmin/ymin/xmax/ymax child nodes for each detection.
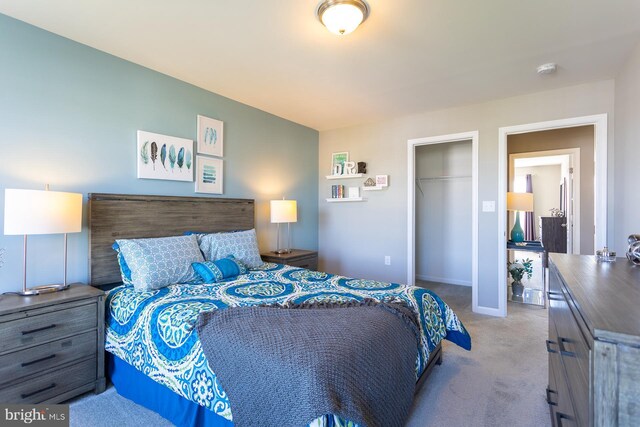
<box><xmin>195</xmin><ymin>156</ymin><xmax>223</xmax><ymax>194</ymax></box>
<box><xmin>137</xmin><ymin>131</ymin><xmax>194</xmax><ymax>182</ymax></box>
<box><xmin>197</xmin><ymin>115</ymin><xmax>224</xmax><ymax>157</ymax></box>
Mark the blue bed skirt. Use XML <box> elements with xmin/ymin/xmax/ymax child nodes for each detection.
<box><xmin>107</xmin><ymin>353</ymin><xmax>233</xmax><ymax>427</ymax></box>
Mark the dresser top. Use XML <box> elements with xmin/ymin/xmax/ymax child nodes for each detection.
<box><xmin>550</xmin><ymin>253</ymin><xmax>640</xmax><ymax>345</ymax></box>
<box><xmin>0</xmin><ymin>284</ymin><xmax>103</xmax><ymax>316</ymax></box>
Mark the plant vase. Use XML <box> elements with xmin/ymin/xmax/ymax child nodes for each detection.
<box><xmin>511</xmin><ymin>280</ymin><xmax>524</xmax><ymax>297</ymax></box>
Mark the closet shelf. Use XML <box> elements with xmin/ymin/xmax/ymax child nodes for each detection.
<box><xmin>417</xmin><ymin>175</ymin><xmax>471</xmax><ymax>181</ymax></box>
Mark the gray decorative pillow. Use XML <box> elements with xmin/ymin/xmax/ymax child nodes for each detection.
<box><xmin>116</xmin><ymin>234</ymin><xmax>204</xmax><ymax>291</ymax></box>
<box><xmin>199</xmin><ymin>229</ymin><xmax>263</xmax><ymax>268</ymax></box>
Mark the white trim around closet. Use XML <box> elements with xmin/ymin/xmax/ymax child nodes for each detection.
<box><xmin>407</xmin><ymin>131</ymin><xmax>480</xmax><ymax>313</ymax></box>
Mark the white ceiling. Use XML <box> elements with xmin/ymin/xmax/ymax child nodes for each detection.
<box><xmin>2</xmin><ymin>0</ymin><xmax>640</xmax><ymax>131</ymax></box>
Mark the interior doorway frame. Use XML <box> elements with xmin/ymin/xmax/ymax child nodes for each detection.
<box><xmin>509</xmin><ymin>148</ymin><xmax>581</xmax><ymax>254</ymax></box>
<box><xmin>498</xmin><ymin>114</ymin><xmax>607</xmax><ymax>317</ymax></box>
<box><xmin>407</xmin><ymin>131</ymin><xmax>479</xmax><ymax>312</ymax></box>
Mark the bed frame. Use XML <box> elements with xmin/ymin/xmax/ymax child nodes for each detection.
<box><xmin>87</xmin><ymin>192</ymin><xmax>441</xmax><ymax>401</ymax></box>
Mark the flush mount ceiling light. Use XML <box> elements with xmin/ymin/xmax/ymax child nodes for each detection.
<box><xmin>537</xmin><ymin>63</ymin><xmax>557</xmax><ymax>75</ymax></box>
<box><xmin>316</xmin><ymin>0</ymin><xmax>370</xmax><ymax>36</ymax></box>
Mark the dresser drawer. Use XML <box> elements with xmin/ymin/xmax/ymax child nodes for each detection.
<box><xmin>0</xmin><ymin>357</ymin><xmax>96</xmax><ymax>404</ymax></box>
<box><xmin>551</xmin><ymin>291</ymin><xmax>590</xmax><ymax>426</ymax></box>
<box><xmin>0</xmin><ymin>331</ymin><xmax>96</xmax><ymax>386</ymax></box>
<box><xmin>0</xmin><ymin>303</ymin><xmax>97</xmax><ymax>354</ymax></box>
<box><xmin>288</xmin><ymin>257</ymin><xmax>318</xmax><ymax>270</ymax></box>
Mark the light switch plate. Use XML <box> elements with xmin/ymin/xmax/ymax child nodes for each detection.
<box><xmin>482</xmin><ymin>201</ymin><xmax>496</xmax><ymax>212</ymax></box>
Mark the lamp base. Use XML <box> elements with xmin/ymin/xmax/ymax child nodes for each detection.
<box><xmin>272</xmin><ymin>249</ymin><xmax>292</xmax><ymax>255</ymax></box>
<box><xmin>15</xmin><ymin>284</ymin><xmax>70</xmax><ymax>297</ymax></box>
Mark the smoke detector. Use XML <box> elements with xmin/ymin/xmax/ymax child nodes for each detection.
<box><xmin>537</xmin><ymin>63</ymin><xmax>557</xmax><ymax>75</ymax></box>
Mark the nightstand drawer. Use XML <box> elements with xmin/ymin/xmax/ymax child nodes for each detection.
<box><xmin>0</xmin><ymin>331</ymin><xmax>97</xmax><ymax>386</ymax></box>
<box><xmin>0</xmin><ymin>303</ymin><xmax>97</xmax><ymax>354</ymax></box>
<box><xmin>0</xmin><ymin>357</ymin><xmax>96</xmax><ymax>404</ymax></box>
<box><xmin>288</xmin><ymin>257</ymin><xmax>318</xmax><ymax>270</ymax></box>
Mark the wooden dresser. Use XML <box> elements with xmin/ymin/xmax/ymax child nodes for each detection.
<box><xmin>547</xmin><ymin>254</ymin><xmax>640</xmax><ymax>426</ymax></box>
<box><xmin>0</xmin><ymin>284</ymin><xmax>105</xmax><ymax>403</ymax></box>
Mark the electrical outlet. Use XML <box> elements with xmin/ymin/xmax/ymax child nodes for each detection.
<box><xmin>384</xmin><ymin>256</ymin><xmax>391</xmax><ymax>265</ymax></box>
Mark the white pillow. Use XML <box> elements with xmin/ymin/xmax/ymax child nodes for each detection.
<box><xmin>199</xmin><ymin>229</ymin><xmax>263</xmax><ymax>269</ymax></box>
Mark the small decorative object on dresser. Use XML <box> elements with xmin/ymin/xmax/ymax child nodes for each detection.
<box><xmin>261</xmin><ymin>249</ymin><xmax>318</xmax><ymax>271</ymax></box>
<box><xmin>627</xmin><ymin>234</ymin><xmax>640</xmax><ymax>265</ymax></box>
<box><xmin>197</xmin><ymin>115</ymin><xmax>224</xmax><ymax>157</ymax></box>
<box><xmin>0</xmin><ymin>284</ymin><xmax>105</xmax><ymax>403</ymax></box>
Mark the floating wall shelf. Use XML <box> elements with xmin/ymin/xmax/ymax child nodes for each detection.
<box><xmin>325</xmin><ymin>174</ymin><xmax>364</xmax><ymax>180</ymax></box>
<box><xmin>325</xmin><ymin>197</ymin><xmax>365</xmax><ymax>203</ymax></box>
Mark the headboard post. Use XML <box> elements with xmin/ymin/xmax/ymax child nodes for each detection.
<box><xmin>88</xmin><ymin>193</ymin><xmax>255</xmax><ymax>286</ymax></box>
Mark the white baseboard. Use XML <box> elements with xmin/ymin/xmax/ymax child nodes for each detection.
<box><xmin>415</xmin><ymin>274</ymin><xmax>472</xmax><ymax>287</ymax></box>
<box><xmin>473</xmin><ymin>305</ymin><xmax>506</xmax><ymax>317</ymax></box>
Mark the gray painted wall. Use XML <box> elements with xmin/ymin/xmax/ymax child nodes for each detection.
<box><xmin>614</xmin><ymin>42</ymin><xmax>640</xmax><ymax>256</ymax></box>
<box><xmin>0</xmin><ymin>15</ymin><xmax>319</xmax><ymax>293</ymax></box>
<box><xmin>508</xmin><ymin>126</ymin><xmax>595</xmax><ymax>254</ymax></box>
<box><xmin>319</xmin><ymin>80</ymin><xmax>615</xmax><ymax>311</ymax></box>
<box><xmin>415</xmin><ymin>140</ymin><xmax>472</xmax><ymax>286</ymax></box>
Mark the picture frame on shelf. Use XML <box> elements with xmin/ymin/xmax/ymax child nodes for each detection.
<box><xmin>376</xmin><ymin>174</ymin><xmax>389</xmax><ymax>187</ymax></box>
<box><xmin>197</xmin><ymin>115</ymin><xmax>224</xmax><ymax>157</ymax></box>
<box><xmin>137</xmin><ymin>131</ymin><xmax>194</xmax><ymax>182</ymax></box>
<box><xmin>331</xmin><ymin>152</ymin><xmax>349</xmax><ymax>175</ymax></box>
<box><xmin>195</xmin><ymin>156</ymin><xmax>223</xmax><ymax>194</ymax></box>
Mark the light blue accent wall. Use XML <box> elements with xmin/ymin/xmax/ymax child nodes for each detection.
<box><xmin>0</xmin><ymin>14</ymin><xmax>318</xmax><ymax>292</ymax></box>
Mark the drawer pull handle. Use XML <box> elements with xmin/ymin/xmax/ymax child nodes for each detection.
<box><xmin>546</xmin><ymin>387</ymin><xmax>558</xmax><ymax>406</ymax></box>
<box><xmin>546</xmin><ymin>340</ymin><xmax>557</xmax><ymax>353</ymax></box>
<box><xmin>22</xmin><ymin>324</ymin><xmax>57</xmax><ymax>335</ymax></box>
<box><xmin>21</xmin><ymin>354</ymin><xmax>56</xmax><ymax>367</ymax></box>
<box><xmin>558</xmin><ymin>337</ymin><xmax>577</xmax><ymax>357</ymax></box>
<box><xmin>21</xmin><ymin>383</ymin><xmax>56</xmax><ymax>399</ymax></box>
<box><xmin>556</xmin><ymin>412</ymin><xmax>573</xmax><ymax>426</ymax></box>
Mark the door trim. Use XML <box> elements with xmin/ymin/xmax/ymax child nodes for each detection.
<box><xmin>498</xmin><ymin>114</ymin><xmax>607</xmax><ymax>317</ymax></box>
<box><xmin>407</xmin><ymin>131</ymin><xmax>480</xmax><ymax>313</ymax></box>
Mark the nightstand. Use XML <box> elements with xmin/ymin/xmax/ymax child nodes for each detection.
<box><xmin>0</xmin><ymin>284</ymin><xmax>105</xmax><ymax>403</ymax></box>
<box><xmin>261</xmin><ymin>249</ymin><xmax>318</xmax><ymax>270</ymax></box>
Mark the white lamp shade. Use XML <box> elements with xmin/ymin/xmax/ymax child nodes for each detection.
<box><xmin>4</xmin><ymin>189</ymin><xmax>83</xmax><ymax>235</ymax></box>
<box><xmin>270</xmin><ymin>200</ymin><xmax>297</xmax><ymax>224</ymax></box>
<box><xmin>506</xmin><ymin>192</ymin><xmax>534</xmax><ymax>212</ymax></box>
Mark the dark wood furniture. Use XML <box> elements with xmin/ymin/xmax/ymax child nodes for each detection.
<box><xmin>547</xmin><ymin>254</ymin><xmax>640</xmax><ymax>426</ymax></box>
<box><xmin>0</xmin><ymin>284</ymin><xmax>105</xmax><ymax>403</ymax></box>
<box><xmin>260</xmin><ymin>249</ymin><xmax>318</xmax><ymax>270</ymax></box>
<box><xmin>540</xmin><ymin>217</ymin><xmax>567</xmax><ymax>254</ymax></box>
<box><xmin>88</xmin><ymin>193</ymin><xmax>255</xmax><ymax>286</ymax></box>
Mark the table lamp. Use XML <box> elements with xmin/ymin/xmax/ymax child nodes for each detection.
<box><xmin>507</xmin><ymin>192</ymin><xmax>534</xmax><ymax>243</ymax></box>
<box><xmin>270</xmin><ymin>199</ymin><xmax>297</xmax><ymax>254</ymax></box>
<box><xmin>4</xmin><ymin>188</ymin><xmax>83</xmax><ymax>296</ymax></box>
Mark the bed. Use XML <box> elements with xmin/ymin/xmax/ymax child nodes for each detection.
<box><xmin>89</xmin><ymin>193</ymin><xmax>471</xmax><ymax>427</ymax></box>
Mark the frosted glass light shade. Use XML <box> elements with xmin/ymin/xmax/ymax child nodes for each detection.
<box><xmin>506</xmin><ymin>192</ymin><xmax>534</xmax><ymax>212</ymax></box>
<box><xmin>270</xmin><ymin>200</ymin><xmax>297</xmax><ymax>224</ymax></box>
<box><xmin>317</xmin><ymin>0</ymin><xmax>370</xmax><ymax>35</ymax></box>
<box><xmin>4</xmin><ymin>189</ymin><xmax>82</xmax><ymax>235</ymax></box>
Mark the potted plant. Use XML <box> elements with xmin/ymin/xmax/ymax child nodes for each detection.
<box><xmin>507</xmin><ymin>258</ymin><xmax>533</xmax><ymax>297</ymax></box>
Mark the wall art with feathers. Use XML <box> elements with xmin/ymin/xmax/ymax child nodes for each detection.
<box><xmin>137</xmin><ymin>130</ymin><xmax>194</xmax><ymax>182</ymax></box>
<box><xmin>197</xmin><ymin>115</ymin><xmax>224</xmax><ymax>157</ymax></box>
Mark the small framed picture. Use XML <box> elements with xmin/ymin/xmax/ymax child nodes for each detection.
<box><xmin>197</xmin><ymin>115</ymin><xmax>224</xmax><ymax>157</ymax></box>
<box><xmin>331</xmin><ymin>152</ymin><xmax>349</xmax><ymax>175</ymax></box>
<box><xmin>195</xmin><ymin>156</ymin><xmax>223</xmax><ymax>194</ymax></box>
<box><xmin>376</xmin><ymin>175</ymin><xmax>389</xmax><ymax>187</ymax></box>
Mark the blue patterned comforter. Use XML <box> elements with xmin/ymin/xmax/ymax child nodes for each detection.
<box><xmin>105</xmin><ymin>263</ymin><xmax>471</xmax><ymax>425</ymax></box>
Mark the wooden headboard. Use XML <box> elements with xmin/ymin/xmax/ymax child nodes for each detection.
<box><xmin>88</xmin><ymin>193</ymin><xmax>254</xmax><ymax>286</ymax></box>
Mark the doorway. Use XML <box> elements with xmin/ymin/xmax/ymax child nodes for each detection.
<box><xmin>497</xmin><ymin>114</ymin><xmax>608</xmax><ymax>317</ymax></box>
<box><xmin>407</xmin><ymin>131</ymin><xmax>479</xmax><ymax>312</ymax></box>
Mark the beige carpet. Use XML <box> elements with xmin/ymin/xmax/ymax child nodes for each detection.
<box><xmin>69</xmin><ymin>282</ymin><xmax>551</xmax><ymax>427</ymax></box>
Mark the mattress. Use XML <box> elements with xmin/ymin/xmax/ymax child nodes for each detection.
<box><xmin>105</xmin><ymin>262</ymin><xmax>470</xmax><ymax>425</ymax></box>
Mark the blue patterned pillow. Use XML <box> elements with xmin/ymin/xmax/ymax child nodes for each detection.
<box><xmin>112</xmin><ymin>242</ymin><xmax>134</xmax><ymax>286</ymax></box>
<box><xmin>199</xmin><ymin>229</ymin><xmax>263</xmax><ymax>268</ymax></box>
<box><xmin>192</xmin><ymin>256</ymin><xmax>248</xmax><ymax>283</ymax></box>
<box><xmin>116</xmin><ymin>235</ymin><xmax>204</xmax><ymax>291</ymax></box>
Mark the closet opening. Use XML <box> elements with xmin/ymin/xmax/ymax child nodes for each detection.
<box><xmin>407</xmin><ymin>132</ymin><xmax>479</xmax><ymax>313</ymax></box>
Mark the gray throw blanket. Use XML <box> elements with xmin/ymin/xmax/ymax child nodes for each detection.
<box><xmin>196</xmin><ymin>300</ymin><xmax>420</xmax><ymax>427</ymax></box>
